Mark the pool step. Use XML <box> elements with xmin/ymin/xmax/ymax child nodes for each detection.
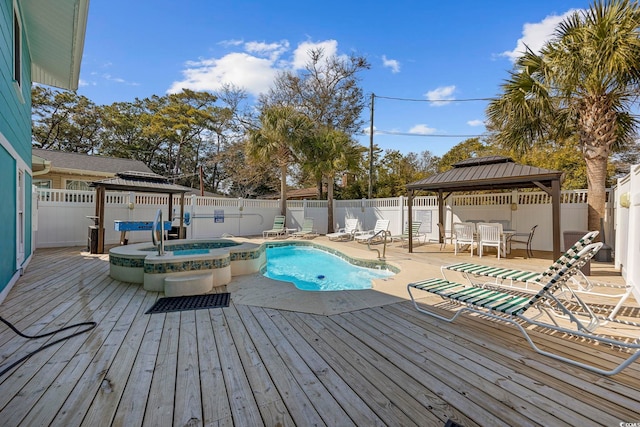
<box><xmin>164</xmin><ymin>272</ymin><xmax>213</xmax><ymax>297</ymax></box>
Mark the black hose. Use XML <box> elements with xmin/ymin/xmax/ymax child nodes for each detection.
<box><xmin>0</xmin><ymin>316</ymin><xmax>97</xmax><ymax>377</ymax></box>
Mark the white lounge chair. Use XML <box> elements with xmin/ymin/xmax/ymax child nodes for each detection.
<box><xmin>291</xmin><ymin>218</ymin><xmax>318</xmax><ymax>239</ymax></box>
<box><xmin>408</xmin><ymin>242</ymin><xmax>640</xmax><ymax>376</ymax></box>
<box><xmin>354</xmin><ymin>219</ymin><xmax>390</xmax><ymax>244</ymax></box>
<box><xmin>263</xmin><ymin>215</ymin><xmax>286</xmax><ymax>238</ymax></box>
<box><xmin>326</xmin><ymin>218</ymin><xmax>360</xmax><ymax>241</ymax></box>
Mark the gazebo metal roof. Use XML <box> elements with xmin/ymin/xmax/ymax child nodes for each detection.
<box><xmin>407</xmin><ymin>156</ymin><xmax>564</xmax><ymax>192</ymax></box>
<box><xmin>90</xmin><ymin>171</ymin><xmax>189</xmax><ymax>194</ymax></box>
<box><xmin>405</xmin><ymin>156</ymin><xmax>564</xmax><ymax>259</ymax></box>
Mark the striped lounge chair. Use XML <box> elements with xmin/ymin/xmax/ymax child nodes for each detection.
<box><xmin>439</xmin><ymin>231</ymin><xmax>634</xmax><ymax>322</ymax></box>
<box><xmin>407</xmin><ymin>242</ymin><xmax>640</xmax><ymax>376</ymax></box>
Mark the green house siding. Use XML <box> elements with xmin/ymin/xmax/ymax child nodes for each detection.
<box><xmin>0</xmin><ymin>147</ymin><xmax>17</xmax><ymax>292</ymax></box>
<box><xmin>0</xmin><ymin>0</ymin><xmax>32</xmax><ymax>164</ymax></box>
<box><xmin>1</xmin><ymin>0</ymin><xmax>33</xmax><ymax>295</ymax></box>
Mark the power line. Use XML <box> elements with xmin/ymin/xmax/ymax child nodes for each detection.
<box><xmin>374</xmin><ymin>94</ymin><xmax>497</xmax><ymax>103</ymax></box>
<box><xmin>372</xmin><ymin>130</ymin><xmax>485</xmax><ymax>138</ymax></box>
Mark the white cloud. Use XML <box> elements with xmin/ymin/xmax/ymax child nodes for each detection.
<box><xmin>425</xmin><ymin>85</ymin><xmax>456</xmax><ymax>106</ymax></box>
<box><xmin>408</xmin><ymin>124</ymin><xmax>436</xmax><ymax>134</ymax></box>
<box><xmin>467</xmin><ymin>119</ymin><xmax>484</xmax><ymax>127</ymax></box>
<box><xmin>167</xmin><ymin>53</ymin><xmax>277</xmax><ymax>96</ymax></box>
<box><xmin>501</xmin><ymin>10</ymin><xmax>580</xmax><ymax>61</ymax></box>
<box><xmin>382</xmin><ymin>55</ymin><xmax>400</xmax><ymax>73</ymax></box>
<box><xmin>168</xmin><ymin>39</ymin><xmax>340</xmax><ymax>97</ymax></box>
<box><xmin>291</xmin><ymin>39</ymin><xmax>339</xmax><ymax>70</ymax></box>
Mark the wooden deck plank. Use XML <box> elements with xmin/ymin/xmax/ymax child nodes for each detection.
<box><xmin>354</xmin><ymin>307</ymin><xmax>577</xmax><ymax>426</ymax></box>
<box><xmin>78</xmin><ymin>290</ymin><xmax>158</xmax><ymax>426</ymax></box>
<box><xmin>233</xmin><ymin>304</ymin><xmax>327</xmax><ymax>426</ymax></box>
<box><xmin>290</xmin><ymin>311</ymin><xmax>425</xmax><ymax>427</ymax></box>
<box><xmin>110</xmin><ymin>304</ymin><xmax>167</xmax><ymax>427</ymax></box>
<box><xmin>387</xmin><ymin>301</ymin><xmax>640</xmax><ymax>423</ymax></box>
<box><xmin>0</xmin><ymin>280</ymin><xmax>134</xmax><ymax>426</ymax></box>
<box><xmin>0</xmin><ymin>246</ymin><xmax>638</xmax><ymax>427</ymax></box>
<box><xmin>209</xmin><ymin>307</ymin><xmax>264</xmax><ymax>426</ymax></box>
<box><xmin>194</xmin><ymin>308</ymin><xmax>234</xmax><ymax>427</ymax></box>
<box><xmin>142</xmin><ymin>311</ymin><xmax>181</xmax><ymax>427</ymax></box>
<box><xmin>248</xmin><ymin>305</ymin><xmax>356</xmax><ymax>426</ymax></box>
<box><xmin>222</xmin><ymin>303</ymin><xmax>293</xmax><ymax>426</ymax></box>
<box><xmin>173</xmin><ymin>310</ymin><xmax>204</xmax><ymax>427</ymax></box>
<box><xmin>332</xmin><ymin>310</ymin><xmax>518</xmax><ymax>427</ymax></box>
<box><xmin>28</xmin><ymin>284</ymin><xmax>147</xmax><ymax>427</ymax></box>
<box><xmin>264</xmin><ymin>307</ymin><xmax>386</xmax><ymax>426</ymax></box>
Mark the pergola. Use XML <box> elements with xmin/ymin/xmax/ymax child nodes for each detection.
<box><xmin>90</xmin><ymin>171</ymin><xmax>189</xmax><ymax>254</ymax></box>
<box><xmin>405</xmin><ymin>156</ymin><xmax>565</xmax><ymax>259</ymax></box>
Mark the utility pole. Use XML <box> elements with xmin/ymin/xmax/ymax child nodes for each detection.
<box><xmin>368</xmin><ymin>93</ymin><xmax>375</xmax><ymax>199</ymax></box>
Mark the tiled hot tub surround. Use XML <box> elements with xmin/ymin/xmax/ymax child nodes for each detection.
<box><xmin>109</xmin><ymin>239</ymin><xmax>265</xmax><ymax>278</ymax></box>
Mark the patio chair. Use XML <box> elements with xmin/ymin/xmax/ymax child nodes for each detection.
<box><xmin>508</xmin><ymin>225</ymin><xmax>538</xmax><ymax>258</ymax></box>
<box><xmin>477</xmin><ymin>222</ymin><xmax>505</xmax><ymax>259</ymax></box>
<box><xmin>440</xmin><ymin>230</ymin><xmax>635</xmax><ymax>322</ymax></box>
<box><xmin>408</xmin><ymin>242</ymin><xmax>640</xmax><ymax>376</ymax></box>
<box><xmin>354</xmin><ymin>219</ymin><xmax>390</xmax><ymax>244</ymax></box>
<box><xmin>326</xmin><ymin>218</ymin><xmax>360</xmax><ymax>241</ymax></box>
<box><xmin>437</xmin><ymin>222</ymin><xmax>454</xmax><ymax>250</ymax></box>
<box><xmin>453</xmin><ymin>222</ymin><xmax>476</xmax><ymax>256</ymax></box>
<box><xmin>263</xmin><ymin>215</ymin><xmax>286</xmax><ymax>238</ymax></box>
<box><xmin>291</xmin><ymin>218</ymin><xmax>318</xmax><ymax>239</ymax></box>
<box><xmin>392</xmin><ymin>221</ymin><xmax>424</xmax><ymax>247</ymax></box>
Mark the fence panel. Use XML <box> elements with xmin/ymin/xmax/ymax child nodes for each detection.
<box><xmin>35</xmin><ymin>188</ymin><xmax>613</xmax><ymax>255</ymax></box>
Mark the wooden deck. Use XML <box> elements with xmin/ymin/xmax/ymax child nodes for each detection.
<box><xmin>0</xmin><ymin>245</ymin><xmax>639</xmax><ymax>426</ymax></box>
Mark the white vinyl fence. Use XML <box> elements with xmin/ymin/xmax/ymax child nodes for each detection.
<box><xmin>34</xmin><ymin>188</ymin><xmax>613</xmax><ymax>254</ymax></box>
<box><xmin>615</xmin><ymin>164</ymin><xmax>640</xmax><ymax>303</ymax></box>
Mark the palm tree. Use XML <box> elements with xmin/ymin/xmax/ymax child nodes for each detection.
<box><xmin>487</xmin><ymin>0</ymin><xmax>640</xmax><ymax>232</ymax></box>
<box><xmin>302</xmin><ymin>129</ymin><xmax>364</xmax><ymax>233</ymax></box>
<box><xmin>246</xmin><ymin>105</ymin><xmax>313</xmax><ymax>216</ymax></box>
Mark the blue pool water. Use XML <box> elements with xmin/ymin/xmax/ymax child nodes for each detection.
<box><xmin>264</xmin><ymin>245</ymin><xmax>394</xmax><ymax>291</ymax></box>
<box><xmin>172</xmin><ymin>248</ymin><xmax>210</xmax><ymax>256</ymax></box>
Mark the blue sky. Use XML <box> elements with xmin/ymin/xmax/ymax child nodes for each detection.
<box><xmin>77</xmin><ymin>0</ymin><xmax>588</xmax><ymax>157</ymax></box>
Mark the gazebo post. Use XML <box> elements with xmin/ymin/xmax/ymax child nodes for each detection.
<box><xmin>96</xmin><ymin>186</ymin><xmax>106</xmax><ymax>254</ymax></box>
<box><xmin>438</xmin><ymin>190</ymin><xmax>445</xmax><ymax>245</ymax></box>
<box><xmin>179</xmin><ymin>193</ymin><xmax>185</xmax><ymax>238</ymax></box>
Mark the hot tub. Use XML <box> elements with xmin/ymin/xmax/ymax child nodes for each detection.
<box><xmin>109</xmin><ymin>239</ymin><xmax>265</xmax><ymax>293</ymax></box>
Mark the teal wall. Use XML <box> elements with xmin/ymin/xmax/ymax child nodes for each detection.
<box><xmin>1</xmin><ymin>0</ymin><xmax>34</xmax><ymax>294</ymax></box>
<box><xmin>0</xmin><ymin>147</ymin><xmax>17</xmax><ymax>291</ymax></box>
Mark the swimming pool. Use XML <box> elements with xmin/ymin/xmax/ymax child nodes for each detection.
<box><xmin>264</xmin><ymin>245</ymin><xmax>395</xmax><ymax>291</ymax></box>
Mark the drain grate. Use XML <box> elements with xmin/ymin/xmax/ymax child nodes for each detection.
<box><xmin>146</xmin><ymin>293</ymin><xmax>230</xmax><ymax>314</ymax></box>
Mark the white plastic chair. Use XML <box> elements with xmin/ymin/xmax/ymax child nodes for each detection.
<box><xmin>453</xmin><ymin>222</ymin><xmax>476</xmax><ymax>256</ymax></box>
<box><xmin>477</xmin><ymin>222</ymin><xmax>504</xmax><ymax>258</ymax></box>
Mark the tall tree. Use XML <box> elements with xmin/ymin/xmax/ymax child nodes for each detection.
<box><xmin>32</xmin><ymin>86</ymin><xmax>101</xmax><ymax>153</ymax></box>
<box><xmin>246</xmin><ymin>106</ymin><xmax>313</xmax><ymax>216</ymax></box>
<box><xmin>486</xmin><ymin>0</ymin><xmax>640</xmax><ymax>231</ymax></box>
<box><xmin>302</xmin><ymin>129</ymin><xmax>365</xmax><ymax>232</ymax></box>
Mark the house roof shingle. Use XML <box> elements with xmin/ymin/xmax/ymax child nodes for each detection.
<box><xmin>32</xmin><ymin>148</ymin><xmax>153</xmax><ymax>175</ymax></box>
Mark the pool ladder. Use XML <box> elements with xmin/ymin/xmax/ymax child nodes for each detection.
<box><xmin>152</xmin><ymin>209</ymin><xmax>165</xmax><ymax>256</ymax></box>
<box><xmin>367</xmin><ymin>230</ymin><xmax>391</xmax><ymax>260</ymax></box>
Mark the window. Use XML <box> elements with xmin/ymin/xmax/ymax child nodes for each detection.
<box><xmin>33</xmin><ymin>179</ymin><xmax>52</xmax><ymax>189</ymax></box>
<box><xmin>13</xmin><ymin>8</ymin><xmax>22</xmax><ymax>88</ymax></box>
<box><xmin>66</xmin><ymin>180</ymin><xmax>91</xmax><ymax>191</ymax></box>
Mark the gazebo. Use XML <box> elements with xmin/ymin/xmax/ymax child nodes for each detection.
<box><xmin>90</xmin><ymin>171</ymin><xmax>189</xmax><ymax>254</ymax></box>
<box><xmin>405</xmin><ymin>156</ymin><xmax>565</xmax><ymax>259</ymax></box>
